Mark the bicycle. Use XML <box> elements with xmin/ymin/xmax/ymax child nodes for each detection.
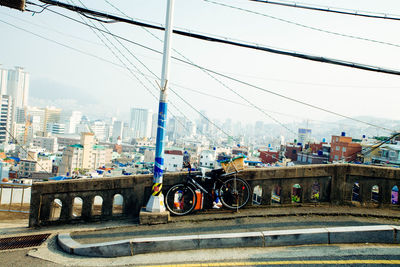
<box><xmin>164</xmin><ymin>162</ymin><xmax>251</xmax><ymax>216</ymax></box>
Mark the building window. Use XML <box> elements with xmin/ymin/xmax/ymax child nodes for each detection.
<box><xmin>334</xmin><ymin>155</ymin><xmax>339</xmax><ymax>160</ymax></box>
<box><xmin>342</xmin><ymin>147</ymin><xmax>346</xmax><ymax>152</ymax></box>
<box><xmin>336</xmin><ymin>146</ymin><xmax>340</xmax><ymax>151</ymax></box>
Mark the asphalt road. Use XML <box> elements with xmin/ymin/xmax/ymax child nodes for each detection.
<box><xmin>4</xmin><ymin>240</ymin><xmax>399</xmax><ymax>266</ymax></box>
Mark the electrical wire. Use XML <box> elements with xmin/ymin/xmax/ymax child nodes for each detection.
<box><xmin>3</xmin><ymin>12</ymin><xmax>393</xmax><ymax>134</ymax></box>
<box><xmin>69</xmin><ymin>0</ymin><xmax>220</xmax><ymax>142</ymax></box>
<box><xmin>0</xmin><ymin>10</ymin><xmax>103</xmax><ymax>46</ymax></box>
<box><xmin>205</xmin><ymin>0</ymin><xmax>400</xmax><ymax>49</ymax></box>
<box><xmin>344</xmin><ymin>132</ymin><xmax>400</xmax><ymax>163</ymax></box>
<box><xmin>0</xmin><ymin>15</ymin><xmax>222</xmax><ymax>142</ymax></box>
<box><xmin>104</xmin><ymin>0</ymin><xmax>295</xmax><ymax>136</ymax></box>
<box><xmin>35</xmin><ymin>0</ymin><xmax>400</xmax><ymax>76</ymax></box>
<box><xmin>69</xmin><ymin>0</ymin><xmax>195</xmax><ymax>140</ymax></box>
<box><xmin>170</xmin><ymin>59</ymin><xmax>396</xmax><ymax>133</ymax></box>
<box><xmin>248</xmin><ymin>0</ymin><xmax>400</xmax><ymax>21</ymax></box>
<box><xmin>1</xmin><ymin>125</ymin><xmax>53</xmax><ymax>175</ymax></box>
<box><xmin>21</xmin><ymin>3</ymin><xmax>398</xmax><ymax>90</ymax></box>
<box><xmin>0</xmin><ymin>18</ymin><xmax>129</xmax><ymax>70</ymax></box>
<box><xmin>99</xmin><ymin>0</ymin><xmax>241</xmax><ymax>141</ymax></box>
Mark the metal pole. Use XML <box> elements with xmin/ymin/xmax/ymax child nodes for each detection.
<box><xmin>146</xmin><ymin>0</ymin><xmax>175</xmax><ymax>212</ymax></box>
<box><xmin>21</xmin><ymin>185</ymin><xmax>25</xmax><ymax>211</ymax></box>
<box><xmin>0</xmin><ymin>184</ymin><xmax>3</xmax><ymax>207</ymax></box>
<box><xmin>9</xmin><ymin>185</ymin><xmax>14</xmax><ymax>211</ymax></box>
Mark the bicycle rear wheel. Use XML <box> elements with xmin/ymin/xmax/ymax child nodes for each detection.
<box><xmin>219</xmin><ymin>177</ymin><xmax>250</xmax><ymax>209</ymax></box>
<box><xmin>165</xmin><ymin>184</ymin><xmax>197</xmax><ymax>216</ymax></box>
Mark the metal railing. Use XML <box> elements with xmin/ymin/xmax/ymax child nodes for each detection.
<box><xmin>0</xmin><ymin>182</ymin><xmax>31</xmax><ymax>213</ymax></box>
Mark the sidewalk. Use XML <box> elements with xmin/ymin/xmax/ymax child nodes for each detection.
<box><xmin>1</xmin><ymin>205</ymin><xmax>400</xmax><ymax>257</ymax></box>
<box><xmin>54</xmin><ymin>205</ymin><xmax>400</xmax><ymax>257</ymax></box>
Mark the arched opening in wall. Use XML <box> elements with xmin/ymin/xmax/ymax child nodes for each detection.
<box><xmin>371</xmin><ymin>185</ymin><xmax>380</xmax><ymax>203</ymax></box>
<box><xmin>113</xmin><ymin>194</ymin><xmax>123</xmax><ymax>215</ymax></box>
<box><xmin>352</xmin><ymin>182</ymin><xmax>361</xmax><ymax>202</ymax></box>
<box><xmin>291</xmin><ymin>184</ymin><xmax>302</xmax><ymax>203</ymax></box>
<box><xmin>72</xmin><ymin>197</ymin><xmax>83</xmax><ymax>218</ymax></box>
<box><xmin>50</xmin><ymin>198</ymin><xmax>62</xmax><ymax>221</ymax></box>
<box><xmin>392</xmin><ymin>186</ymin><xmax>399</xmax><ymax>205</ymax></box>
<box><xmin>271</xmin><ymin>185</ymin><xmax>281</xmax><ymax>204</ymax></box>
<box><xmin>311</xmin><ymin>182</ymin><xmax>320</xmax><ymax>202</ymax></box>
<box><xmin>252</xmin><ymin>186</ymin><xmax>262</xmax><ymax>205</ymax></box>
<box><xmin>92</xmin><ymin>196</ymin><xmax>103</xmax><ymax>216</ymax></box>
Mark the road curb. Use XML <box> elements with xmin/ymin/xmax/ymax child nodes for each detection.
<box><xmin>57</xmin><ymin>225</ymin><xmax>400</xmax><ymax>258</ymax></box>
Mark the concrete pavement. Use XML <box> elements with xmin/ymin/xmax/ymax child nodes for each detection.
<box><xmin>57</xmin><ymin>205</ymin><xmax>400</xmax><ymax>257</ymax></box>
<box><xmin>2</xmin><ymin>205</ymin><xmax>400</xmax><ymax>263</ymax></box>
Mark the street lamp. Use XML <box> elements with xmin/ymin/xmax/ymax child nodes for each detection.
<box><xmin>145</xmin><ymin>0</ymin><xmax>175</xmax><ymax>213</ymax></box>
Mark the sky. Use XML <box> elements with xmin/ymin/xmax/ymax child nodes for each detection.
<box><xmin>1</xmin><ymin>0</ymin><xmax>400</xmax><ymax>133</ymax></box>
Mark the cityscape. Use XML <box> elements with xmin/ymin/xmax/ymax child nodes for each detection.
<box><xmin>0</xmin><ymin>64</ymin><xmax>399</xmax><ymax>183</ymax></box>
<box><xmin>1</xmin><ymin>1</ymin><xmax>400</xmax><ymax>266</ymax></box>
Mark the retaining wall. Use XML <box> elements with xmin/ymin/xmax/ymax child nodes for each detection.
<box><xmin>29</xmin><ymin>164</ymin><xmax>400</xmax><ymax>227</ymax></box>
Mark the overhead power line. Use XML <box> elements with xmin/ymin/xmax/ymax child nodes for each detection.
<box><xmin>104</xmin><ymin>0</ymin><xmax>296</xmax><ymax>136</ymax></box>
<box><xmin>3</xmin><ymin>10</ymin><xmax>393</xmax><ymax>133</ymax></box>
<box><xmin>2</xmin><ymin>126</ymin><xmax>52</xmax><ymax>175</ymax></box>
<box><xmin>35</xmin><ymin>0</ymin><xmax>400</xmax><ymax>76</ymax></box>
<box><xmin>68</xmin><ymin>0</ymin><xmax>205</xmax><ymax>141</ymax></box>
<box><xmin>249</xmin><ymin>0</ymin><xmax>400</xmax><ymax>21</ymax></box>
<box><xmin>205</xmin><ymin>0</ymin><xmax>400</xmax><ymax>49</ymax></box>
<box><xmin>345</xmin><ymin>132</ymin><xmax>400</xmax><ymax>163</ymax></box>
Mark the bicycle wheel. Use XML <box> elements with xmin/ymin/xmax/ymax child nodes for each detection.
<box><xmin>219</xmin><ymin>177</ymin><xmax>250</xmax><ymax>209</ymax></box>
<box><xmin>165</xmin><ymin>184</ymin><xmax>197</xmax><ymax>216</ymax></box>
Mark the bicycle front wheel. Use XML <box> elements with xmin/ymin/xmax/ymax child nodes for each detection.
<box><xmin>165</xmin><ymin>184</ymin><xmax>197</xmax><ymax>216</ymax></box>
<box><xmin>219</xmin><ymin>177</ymin><xmax>250</xmax><ymax>209</ymax></box>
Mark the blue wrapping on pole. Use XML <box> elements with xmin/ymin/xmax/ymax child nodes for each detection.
<box><xmin>154</xmin><ymin>102</ymin><xmax>167</xmax><ymax>183</ymax></box>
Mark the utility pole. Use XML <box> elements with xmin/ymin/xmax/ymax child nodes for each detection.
<box><xmin>145</xmin><ymin>0</ymin><xmax>175</xmax><ymax>213</ymax></box>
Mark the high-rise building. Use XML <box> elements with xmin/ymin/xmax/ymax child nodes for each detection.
<box><xmin>187</xmin><ymin>121</ymin><xmax>196</xmax><ymax>137</ymax></box>
<box><xmin>46</xmin><ymin>122</ymin><xmax>65</xmax><ymax>135</ymax></box>
<box><xmin>33</xmin><ymin>136</ymin><xmax>59</xmax><ymax>153</ymax></box>
<box><xmin>44</xmin><ymin>107</ymin><xmax>62</xmax><ymax>132</ymax></box>
<box><xmin>151</xmin><ymin>113</ymin><xmax>158</xmax><ymax>139</ymax></box>
<box><xmin>0</xmin><ymin>95</ymin><xmax>12</xmax><ymax>144</ymax></box>
<box><xmin>5</xmin><ymin>67</ymin><xmax>29</xmax><ymax>108</ymax></box>
<box><xmin>60</xmin><ymin>110</ymin><xmax>82</xmax><ymax>134</ymax></box>
<box><xmin>130</xmin><ymin>108</ymin><xmax>152</xmax><ymax>138</ymax></box>
<box><xmin>91</xmin><ymin>120</ymin><xmax>107</xmax><ymax>142</ymax></box>
<box><xmin>111</xmin><ymin>120</ymin><xmax>123</xmax><ymax>143</ymax></box>
<box><xmin>26</xmin><ymin>106</ymin><xmax>45</xmax><ymax>132</ymax></box>
<box><xmin>198</xmin><ymin>110</ymin><xmax>209</xmax><ymax>133</ymax></box>
<box><xmin>122</xmin><ymin>122</ymin><xmax>131</xmax><ymax>142</ymax></box>
<box><xmin>298</xmin><ymin>128</ymin><xmax>312</xmax><ymax>146</ymax></box>
<box><xmin>14</xmin><ymin>107</ymin><xmax>25</xmax><ymax>124</ymax></box>
<box><xmin>0</xmin><ymin>67</ymin><xmax>7</xmax><ymax>95</ymax></box>
<box><xmin>0</xmin><ymin>66</ymin><xmax>30</xmax><ymax>138</ymax></box>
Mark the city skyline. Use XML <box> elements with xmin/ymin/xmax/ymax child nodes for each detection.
<box><xmin>1</xmin><ymin>0</ymin><xmax>399</xmax><ymax>135</ymax></box>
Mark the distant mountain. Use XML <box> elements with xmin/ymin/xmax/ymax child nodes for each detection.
<box><xmin>29</xmin><ymin>78</ymin><xmax>99</xmax><ymax>104</ymax></box>
<box><xmin>28</xmin><ymin>78</ymin><xmax>120</xmax><ymax>120</ymax></box>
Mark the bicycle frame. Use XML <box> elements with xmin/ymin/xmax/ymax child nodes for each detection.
<box><xmin>185</xmin><ymin>173</ymin><xmax>228</xmax><ymax>200</ymax></box>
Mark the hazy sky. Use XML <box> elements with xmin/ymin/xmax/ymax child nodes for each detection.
<box><xmin>1</xmin><ymin>0</ymin><xmax>400</xmax><ymax>132</ymax></box>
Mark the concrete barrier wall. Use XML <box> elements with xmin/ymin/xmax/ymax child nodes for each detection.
<box><xmin>29</xmin><ymin>164</ymin><xmax>400</xmax><ymax>227</ymax></box>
